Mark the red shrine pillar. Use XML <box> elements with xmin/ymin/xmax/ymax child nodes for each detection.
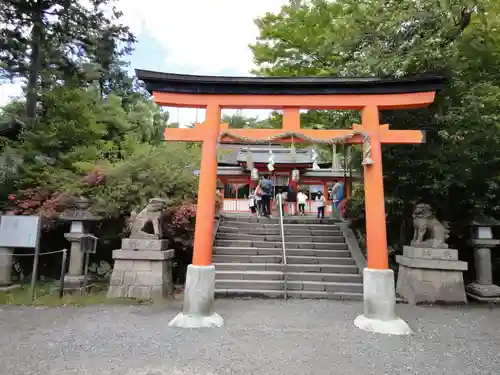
<box><xmin>169</xmin><ymin>103</ymin><xmax>224</xmax><ymax>328</ymax></box>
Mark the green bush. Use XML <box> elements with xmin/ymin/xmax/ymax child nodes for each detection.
<box><xmin>91</xmin><ymin>142</ymin><xmax>200</xmax><ymax>218</ymax></box>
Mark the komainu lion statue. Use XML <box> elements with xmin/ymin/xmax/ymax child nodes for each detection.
<box><xmin>128</xmin><ymin>198</ymin><xmax>167</xmax><ymax>239</ymax></box>
<box><xmin>411</xmin><ymin>203</ymin><xmax>450</xmax><ymax>248</ymax></box>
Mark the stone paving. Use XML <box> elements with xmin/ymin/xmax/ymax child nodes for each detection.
<box><xmin>1</xmin><ymin>299</ymin><xmax>500</xmax><ymax>375</ymax></box>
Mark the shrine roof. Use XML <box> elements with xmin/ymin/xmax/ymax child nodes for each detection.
<box><xmin>136</xmin><ymin>69</ymin><xmax>446</xmax><ymax>95</ymax></box>
<box><xmin>216</xmin><ymin>166</ymin><xmax>361</xmax><ymax>179</ymax></box>
<box><xmin>218</xmin><ymin>144</ymin><xmax>317</xmax><ymax>166</ymax></box>
<box><xmin>237</xmin><ymin>148</ymin><xmax>312</xmax><ymax>165</ymax></box>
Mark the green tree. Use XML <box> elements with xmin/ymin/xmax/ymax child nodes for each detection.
<box><xmin>0</xmin><ymin>84</ymin><xmax>167</xmax><ymax>196</ymax></box>
<box><xmin>222</xmin><ymin>111</ymin><xmax>259</xmax><ymax>128</ymax></box>
<box><xmin>251</xmin><ymin>0</ymin><xmax>500</xmax><ymax>250</ymax></box>
<box><xmin>0</xmin><ymin>0</ymin><xmax>135</xmax><ymax>121</ymax></box>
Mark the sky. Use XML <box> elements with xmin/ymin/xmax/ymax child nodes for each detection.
<box><xmin>0</xmin><ymin>0</ymin><xmax>288</xmax><ymax>125</ymax></box>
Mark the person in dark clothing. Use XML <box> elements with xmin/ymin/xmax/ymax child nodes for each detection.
<box><xmin>259</xmin><ymin>176</ymin><xmax>273</xmax><ymax>217</ymax></box>
<box><xmin>286</xmin><ymin>185</ymin><xmax>297</xmax><ymax>216</ymax></box>
<box><xmin>316</xmin><ymin>191</ymin><xmax>325</xmax><ymax>219</ymax></box>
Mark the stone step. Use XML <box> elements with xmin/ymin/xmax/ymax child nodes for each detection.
<box><xmin>212</xmin><ymin>254</ymin><xmax>355</xmax><ymax>265</ymax></box>
<box><xmin>218</xmin><ymin>226</ymin><xmax>342</xmax><ymax>236</ymax></box>
<box><xmin>215</xmin><ymin>279</ymin><xmax>363</xmax><ymax>293</ymax></box>
<box><xmin>215</xmin><ymin>270</ymin><xmax>361</xmax><ymax>283</ymax></box>
<box><xmin>214</xmin><ymin>240</ymin><xmax>345</xmax><ymax>249</ymax></box>
<box><xmin>220</xmin><ymin>221</ymin><xmax>340</xmax><ymax>230</ymax></box>
<box><xmin>213</xmin><ymin>247</ymin><xmax>350</xmax><ymax>257</ymax></box>
<box><xmin>288</xmin><ymin>290</ymin><xmax>363</xmax><ymax>301</ymax></box>
<box><xmin>287</xmin><ymin>272</ymin><xmax>362</xmax><ymax>283</ymax></box>
<box><xmin>214</xmin><ymin>289</ymin><xmax>363</xmax><ymax>301</ymax></box>
<box><xmin>213</xmin><ymin>262</ymin><xmax>359</xmax><ymax>274</ymax></box>
<box><xmin>215</xmin><ymin>270</ymin><xmax>284</xmax><ymax>281</ymax></box>
<box><xmin>216</xmin><ymin>233</ymin><xmax>344</xmax><ymax>243</ymax></box>
<box><xmin>287</xmin><ymin>256</ymin><xmax>355</xmax><ymax>265</ymax></box>
<box><xmin>213</xmin><ymin>255</ymin><xmax>283</xmax><ymax>264</ymax></box>
<box><xmin>222</xmin><ymin>216</ymin><xmax>339</xmax><ymax>225</ymax></box>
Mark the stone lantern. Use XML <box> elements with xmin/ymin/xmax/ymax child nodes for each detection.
<box><xmin>59</xmin><ymin>197</ymin><xmax>101</xmax><ymax>293</ymax></box>
<box><xmin>466</xmin><ymin>216</ymin><xmax>500</xmax><ymax>302</ymax></box>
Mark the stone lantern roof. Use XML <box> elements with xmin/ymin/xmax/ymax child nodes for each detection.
<box><xmin>469</xmin><ymin>215</ymin><xmax>500</xmax><ymax>227</ymax></box>
<box><xmin>59</xmin><ymin>197</ymin><xmax>102</xmax><ymax>222</ymax></box>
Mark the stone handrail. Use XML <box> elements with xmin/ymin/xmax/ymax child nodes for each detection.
<box><xmin>338</xmin><ymin>221</ymin><xmax>367</xmax><ymax>276</ymax></box>
<box><xmin>213</xmin><ymin>215</ymin><xmax>222</xmax><ymax>245</ymax></box>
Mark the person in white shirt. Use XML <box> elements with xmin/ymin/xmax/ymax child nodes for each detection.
<box><xmin>248</xmin><ymin>191</ymin><xmax>256</xmax><ymax>216</ymax></box>
<box><xmin>315</xmin><ymin>191</ymin><xmax>325</xmax><ymax>219</ymax></box>
<box><xmin>297</xmin><ymin>191</ymin><xmax>307</xmax><ymax>216</ymax></box>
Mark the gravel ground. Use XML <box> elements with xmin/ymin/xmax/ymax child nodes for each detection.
<box><xmin>1</xmin><ymin>299</ymin><xmax>500</xmax><ymax>375</ymax></box>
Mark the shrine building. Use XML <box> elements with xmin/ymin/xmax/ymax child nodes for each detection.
<box><xmin>215</xmin><ymin>143</ymin><xmax>359</xmax><ymax>214</ymax></box>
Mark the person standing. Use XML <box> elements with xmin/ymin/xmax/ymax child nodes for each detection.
<box><xmin>331</xmin><ymin>181</ymin><xmax>345</xmax><ymax>217</ymax></box>
<box><xmin>259</xmin><ymin>176</ymin><xmax>273</xmax><ymax>218</ymax></box>
<box><xmin>286</xmin><ymin>183</ymin><xmax>297</xmax><ymax>216</ymax></box>
<box><xmin>315</xmin><ymin>191</ymin><xmax>325</xmax><ymax>219</ymax></box>
<box><xmin>254</xmin><ymin>185</ymin><xmax>263</xmax><ymax>217</ymax></box>
<box><xmin>275</xmin><ymin>190</ymin><xmax>286</xmax><ymax>217</ymax></box>
<box><xmin>248</xmin><ymin>191</ymin><xmax>257</xmax><ymax>216</ymax></box>
<box><xmin>297</xmin><ymin>190</ymin><xmax>307</xmax><ymax>216</ymax></box>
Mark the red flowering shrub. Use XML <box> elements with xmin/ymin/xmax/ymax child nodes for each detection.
<box><xmin>5</xmin><ymin>188</ymin><xmax>72</xmax><ymax>229</ymax></box>
<box><xmin>215</xmin><ymin>190</ymin><xmax>222</xmax><ymax>216</ymax></box>
<box><xmin>83</xmin><ymin>166</ymin><xmax>106</xmax><ymax>187</ymax></box>
<box><xmin>163</xmin><ymin>201</ymin><xmax>197</xmax><ymax>250</ymax></box>
<box><xmin>338</xmin><ymin>198</ymin><xmax>348</xmax><ymax>219</ymax></box>
<box><xmin>161</xmin><ymin>201</ymin><xmax>198</xmax><ymax>284</ymax></box>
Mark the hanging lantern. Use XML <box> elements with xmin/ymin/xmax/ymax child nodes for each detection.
<box><xmin>268</xmin><ymin>148</ymin><xmax>275</xmax><ymax>171</ymax></box>
<box><xmin>268</xmin><ymin>149</ymin><xmax>275</xmax><ymax>164</ymax></box>
<box><xmin>246</xmin><ymin>150</ymin><xmax>254</xmax><ymax>171</ymax></box>
<box><xmin>311</xmin><ymin>148</ymin><xmax>320</xmax><ymax>170</ymax></box>
<box><xmin>251</xmin><ymin>167</ymin><xmax>259</xmax><ymax>181</ymax></box>
<box><xmin>332</xmin><ymin>144</ymin><xmax>339</xmax><ymax>170</ymax></box>
<box><xmin>290</xmin><ymin>136</ymin><xmax>297</xmax><ymax>163</ymax></box>
<box><xmin>292</xmin><ymin>169</ymin><xmax>300</xmax><ymax>182</ymax></box>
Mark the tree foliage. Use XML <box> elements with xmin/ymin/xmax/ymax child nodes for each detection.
<box><xmin>0</xmin><ymin>84</ymin><xmax>169</xmax><ymax>200</ymax></box>
<box><xmin>91</xmin><ymin>143</ymin><xmax>200</xmax><ymax>218</ymax></box>
<box><xmin>0</xmin><ymin>0</ymin><xmax>199</xmax><ymax>241</ymax></box>
<box><xmin>0</xmin><ymin>0</ymin><xmax>135</xmax><ymax>121</ymax></box>
<box><xmin>251</xmin><ymin>0</ymin><xmax>500</xmax><ymax>249</ymax></box>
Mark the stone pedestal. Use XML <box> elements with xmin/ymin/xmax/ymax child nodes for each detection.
<box><xmin>0</xmin><ymin>247</ymin><xmax>14</xmax><ymax>288</ymax></box>
<box><xmin>396</xmin><ymin>246</ymin><xmax>468</xmax><ymax>304</ymax></box>
<box><xmin>466</xmin><ymin>239</ymin><xmax>500</xmax><ymax>302</ymax></box>
<box><xmin>63</xmin><ymin>230</ymin><xmax>86</xmax><ymax>294</ymax></box>
<box><xmin>107</xmin><ymin>239</ymin><xmax>174</xmax><ymax>300</ymax></box>
<box><xmin>169</xmin><ymin>264</ymin><xmax>224</xmax><ymax>328</ymax></box>
<box><xmin>59</xmin><ymin>197</ymin><xmax>102</xmax><ymax>294</ymax></box>
<box><xmin>354</xmin><ymin>268</ymin><xmax>412</xmax><ymax>335</ymax></box>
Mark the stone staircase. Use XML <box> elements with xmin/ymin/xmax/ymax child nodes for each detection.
<box><xmin>213</xmin><ymin>215</ymin><xmax>363</xmax><ymax>300</ymax></box>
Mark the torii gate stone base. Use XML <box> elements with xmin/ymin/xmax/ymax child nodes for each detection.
<box><xmin>137</xmin><ymin>70</ymin><xmax>445</xmax><ymax>334</ymax></box>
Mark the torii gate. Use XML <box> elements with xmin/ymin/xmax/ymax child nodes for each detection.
<box><xmin>137</xmin><ymin>70</ymin><xmax>445</xmax><ymax>334</ymax></box>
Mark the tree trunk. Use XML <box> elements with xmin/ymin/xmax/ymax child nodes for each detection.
<box><xmin>26</xmin><ymin>5</ymin><xmax>44</xmax><ymax>122</ymax></box>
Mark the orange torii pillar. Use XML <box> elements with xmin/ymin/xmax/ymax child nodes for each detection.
<box><xmin>167</xmin><ymin>105</ymin><xmax>225</xmax><ymax>328</ymax></box>
<box><xmin>137</xmin><ymin>69</ymin><xmax>444</xmax><ymax>333</ymax></box>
